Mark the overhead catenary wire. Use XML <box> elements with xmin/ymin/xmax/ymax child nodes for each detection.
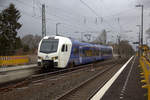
<box><xmin>46</xmin><ymin>11</ymin><xmax>99</xmax><ymax>31</ymax></box>
<box><xmin>13</xmin><ymin>0</ymin><xmax>136</xmax><ymax>27</ymax></box>
<box><xmin>79</xmin><ymin>0</ymin><xmax>100</xmax><ymax>17</ymax></box>
<box><xmin>20</xmin><ymin>9</ymin><xmax>90</xmax><ymax>36</ymax></box>
<box><xmin>15</xmin><ymin>0</ymin><xmax>117</xmax><ymax>30</ymax></box>
<box><xmin>79</xmin><ymin>0</ymin><xmax>120</xmax><ymax>34</ymax></box>
<box><xmin>15</xmin><ymin>0</ymin><xmax>101</xmax><ymax>33</ymax></box>
<box><xmin>14</xmin><ymin>0</ymin><xmax>136</xmax><ymax>40</ymax></box>
<box><xmin>20</xmin><ymin>8</ymin><xmax>82</xmax><ymax>32</ymax></box>
<box><xmin>7</xmin><ymin>0</ymin><xmax>115</xmax><ymax>35</ymax></box>
<box><xmin>80</xmin><ymin>0</ymin><xmax>135</xmax><ymax>33</ymax></box>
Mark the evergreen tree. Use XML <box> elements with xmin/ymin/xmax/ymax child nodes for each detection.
<box><xmin>0</xmin><ymin>3</ymin><xmax>22</xmax><ymax>55</ymax></box>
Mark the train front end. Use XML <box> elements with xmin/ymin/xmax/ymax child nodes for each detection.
<box><xmin>37</xmin><ymin>36</ymin><xmax>60</xmax><ymax>70</ymax></box>
<box><xmin>37</xmin><ymin>36</ymin><xmax>72</xmax><ymax>70</ymax></box>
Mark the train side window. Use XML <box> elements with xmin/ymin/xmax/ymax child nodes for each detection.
<box><xmin>66</xmin><ymin>45</ymin><xmax>68</xmax><ymax>52</ymax></box>
<box><xmin>61</xmin><ymin>44</ymin><xmax>65</xmax><ymax>52</ymax></box>
<box><xmin>73</xmin><ymin>47</ymin><xmax>79</xmax><ymax>56</ymax></box>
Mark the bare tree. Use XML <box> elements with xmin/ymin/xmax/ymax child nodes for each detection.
<box><xmin>119</xmin><ymin>40</ymin><xmax>134</xmax><ymax>58</ymax></box>
<box><xmin>92</xmin><ymin>29</ymin><xmax>107</xmax><ymax>45</ymax></box>
<box><xmin>21</xmin><ymin>34</ymin><xmax>42</xmax><ymax>51</ymax></box>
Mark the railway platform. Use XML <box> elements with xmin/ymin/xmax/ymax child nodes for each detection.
<box><xmin>91</xmin><ymin>56</ymin><xmax>147</xmax><ymax>100</ymax></box>
<box><xmin>0</xmin><ymin>64</ymin><xmax>37</xmax><ymax>72</ymax></box>
<box><xmin>0</xmin><ymin>64</ymin><xmax>39</xmax><ymax>85</ymax></box>
<box><xmin>0</xmin><ymin>56</ymin><xmax>147</xmax><ymax>100</ymax></box>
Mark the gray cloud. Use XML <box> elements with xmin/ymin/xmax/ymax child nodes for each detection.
<box><xmin>136</xmin><ymin>0</ymin><xmax>150</xmax><ymax>9</ymax></box>
<box><xmin>0</xmin><ymin>0</ymin><xmax>150</xmax><ymax>45</ymax></box>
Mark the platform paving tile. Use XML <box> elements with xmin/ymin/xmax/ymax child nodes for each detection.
<box><xmin>101</xmin><ymin>57</ymin><xmax>147</xmax><ymax>100</ymax></box>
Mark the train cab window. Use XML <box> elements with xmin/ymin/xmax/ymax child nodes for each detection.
<box><xmin>61</xmin><ymin>44</ymin><xmax>65</xmax><ymax>52</ymax></box>
<box><xmin>66</xmin><ymin>45</ymin><xmax>68</xmax><ymax>52</ymax></box>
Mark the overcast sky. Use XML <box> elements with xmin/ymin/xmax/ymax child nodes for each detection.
<box><xmin>0</xmin><ymin>0</ymin><xmax>150</xmax><ymax>46</ymax></box>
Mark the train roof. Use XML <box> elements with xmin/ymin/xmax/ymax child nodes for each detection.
<box><xmin>43</xmin><ymin>36</ymin><xmax>112</xmax><ymax>49</ymax></box>
<box><xmin>42</xmin><ymin>35</ymin><xmax>69</xmax><ymax>40</ymax></box>
<box><xmin>70</xmin><ymin>38</ymin><xmax>112</xmax><ymax>49</ymax></box>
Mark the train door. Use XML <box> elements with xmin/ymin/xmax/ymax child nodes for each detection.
<box><xmin>79</xmin><ymin>46</ymin><xmax>82</xmax><ymax>64</ymax></box>
<box><xmin>60</xmin><ymin>44</ymin><xmax>68</xmax><ymax>68</ymax></box>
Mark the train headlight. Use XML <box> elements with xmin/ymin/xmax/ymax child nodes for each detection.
<box><xmin>52</xmin><ymin>56</ymin><xmax>58</xmax><ymax>60</ymax></box>
<box><xmin>38</xmin><ymin>56</ymin><xmax>42</xmax><ymax>59</ymax></box>
<box><xmin>55</xmin><ymin>56</ymin><xmax>58</xmax><ymax>59</ymax></box>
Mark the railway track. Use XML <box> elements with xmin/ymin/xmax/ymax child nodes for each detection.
<box><xmin>0</xmin><ymin>58</ymin><xmax>125</xmax><ymax>94</ymax></box>
<box><xmin>54</xmin><ymin>60</ymin><xmax>126</xmax><ymax>100</ymax></box>
<box><xmin>0</xmin><ymin>67</ymin><xmax>41</xmax><ymax>93</ymax></box>
<box><xmin>30</xmin><ymin>59</ymin><xmax>115</xmax><ymax>82</ymax></box>
<box><xmin>27</xmin><ymin>58</ymin><xmax>124</xmax><ymax>84</ymax></box>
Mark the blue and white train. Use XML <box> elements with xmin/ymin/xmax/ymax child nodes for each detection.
<box><xmin>37</xmin><ymin>36</ymin><xmax>113</xmax><ymax>70</ymax></box>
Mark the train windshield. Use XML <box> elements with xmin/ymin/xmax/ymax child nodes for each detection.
<box><xmin>40</xmin><ymin>39</ymin><xmax>59</xmax><ymax>53</ymax></box>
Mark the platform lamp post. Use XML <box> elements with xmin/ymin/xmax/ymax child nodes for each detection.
<box><xmin>56</xmin><ymin>23</ymin><xmax>61</xmax><ymax>36</ymax></box>
<box><xmin>136</xmin><ymin>4</ymin><xmax>144</xmax><ymax>55</ymax></box>
<box><xmin>136</xmin><ymin>25</ymin><xmax>141</xmax><ymax>57</ymax></box>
